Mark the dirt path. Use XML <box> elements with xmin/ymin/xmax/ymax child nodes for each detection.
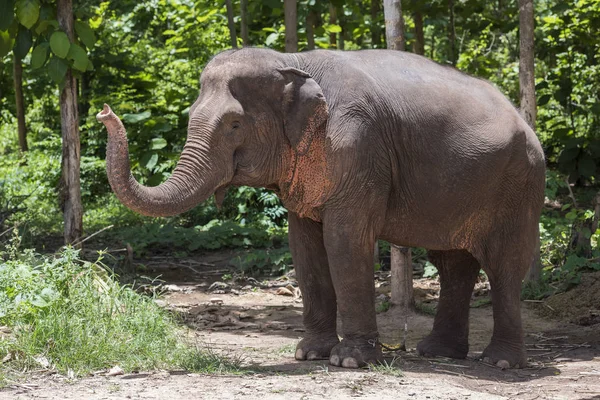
<box><xmin>3</xmin><ymin>252</ymin><xmax>599</xmax><ymax>400</ymax></box>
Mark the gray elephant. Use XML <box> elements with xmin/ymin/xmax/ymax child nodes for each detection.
<box><xmin>97</xmin><ymin>48</ymin><xmax>545</xmax><ymax>369</ymax></box>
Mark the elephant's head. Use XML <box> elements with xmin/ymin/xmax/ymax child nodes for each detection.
<box><xmin>97</xmin><ymin>49</ymin><xmax>329</xmax><ymax>218</ymax></box>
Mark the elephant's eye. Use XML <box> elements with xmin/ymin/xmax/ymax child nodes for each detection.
<box><xmin>232</xmin><ymin>121</ymin><xmax>241</xmax><ymax>130</ymax></box>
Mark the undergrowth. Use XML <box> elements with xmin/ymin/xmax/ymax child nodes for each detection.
<box><xmin>0</xmin><ymin>231</ymin><xmax>240</xmax><ymax>386</ymax></box>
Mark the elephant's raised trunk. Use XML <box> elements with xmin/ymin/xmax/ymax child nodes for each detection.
<box><xmin>97</xmin><ymin>104</ymin><xmax>216</xmax><ymax>217</ymax></box>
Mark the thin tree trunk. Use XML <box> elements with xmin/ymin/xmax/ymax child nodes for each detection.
<box><xmin>57</xmin><ymin>0</ymin><xmax>83</xmax><ymax>245</ymax></box>
<box><xmin>284</xmin><ymin>0</ymin><xmax>297</xmax><ymax>52</ymax></box>
<box><xmin>448</xmin><ymin>0</ymin><xmax>456</xmax><ymax>64</ymax></box>
<box><xmin>13</xmin><ymin>54</ymin><xmax>28</xmax><ymax>152</ymax></box>
<box><xmin>339</xmin><ymin>10</ymin><xmax>345</xmax><ymax>50</ymax></box>
<box><xmin>519</xmin><ymin>0</ymin><xmax>536</xmax><ymax>129</ymax></box>
<box><xmin>240</xmin><ymin>0</ymin><xmax>249</xmax><ymax>46</ymax></box>
<box><xmin>225</xmin><ymin>0</ymin><xmax>238</xmax><ymax>48</ymax></box>
<box><xmin>519</xmin><ymin>0</ymin><xmax>539</xmax><ymax>282</ymax></box>
<box><xmin>329</xmin><ymin>4</ymin><xmax>337</xmax><ymax>49</ymax></box>
<box><xmin>371</xmin><ymin>0</ymin><xmax>381</xmax><ymax>48</ymax></box>
<box><xmin>413</xmin><ymin>8</ymin><xmax>425</xmax><ymax>55</ymax></box>
<box><xmin>383</xmin><ymin>0</ymin><xmax>412</xmax><ymax>311</ymax></box>
<box><xmin>384</xmin><ymin>0</ymin><xmax>405</xmax><ymax>50</ymax></box>
<box><xmin>390</xmin><ymin>245</ymin><xmax>414</xmax><ymax>309</ymax></box>
<box><xmin>306</xmin><ymin>10</ymin><xmax>316</xmax><ymax>50</ymax></box>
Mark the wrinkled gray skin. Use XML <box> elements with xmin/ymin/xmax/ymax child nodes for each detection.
<box><xmin>97</xmin><ymin>48</ymin><xmax>545</xmax><ymax>369</ymax></box>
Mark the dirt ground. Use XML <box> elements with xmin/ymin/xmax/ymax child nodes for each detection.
<box><xmin>2</xmin><ymin>251</ymin><xmax>599</xmax><ymax>400</ymax></box>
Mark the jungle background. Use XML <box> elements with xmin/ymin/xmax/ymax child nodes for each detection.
<box><xmin>0</xmin><ymin>0</ymin><xmax>599</xmax><ymax>392</ymax></box>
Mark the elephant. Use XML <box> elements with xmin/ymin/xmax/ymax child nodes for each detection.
<box><xmin>97</xmin><ymin>47</ymin><xmax>545</xmax><ymax>369</ymax></box>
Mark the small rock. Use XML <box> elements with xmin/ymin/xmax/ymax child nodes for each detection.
<box><xmin>209</xmin><ymin>281</ymin><xmax>229</xmax><ymax>291</ymax></box>
<box><xmin>107</xmin><ymin>366</ymin><xmax>124</xmax><ymax>376</ymax></box>
<box><xmin>153</xmin><ymin>299</ymin><xmax>167</xmax><ymax>308</ymax></box>
<box><xmin>210</xmin><ymin>298</ymin><xmax>224</xmax><ymax>305</ymax></box>
<box><xmin>164</xmin><ymin>284</ymin><xmax>184</xmax><ymax>292</ymax></box>
<box><xmin>276</xmin><ymin>287</ymin><xmax>294</xmax><ymax>296</ymax></box>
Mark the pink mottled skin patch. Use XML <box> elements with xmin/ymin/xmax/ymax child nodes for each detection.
<box><xmin>279</xmin><ymin>104</ymin><xmax>332</xmax><ymax>221</ymax></box>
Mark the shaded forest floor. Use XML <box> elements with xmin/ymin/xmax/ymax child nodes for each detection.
<box><xmin>2</xmin><ymin>250</ymin><xmax>599</xmax><ymax>400</ymax></box>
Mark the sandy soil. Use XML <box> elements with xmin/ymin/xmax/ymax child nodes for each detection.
<box><xmin>2</xmin><ymin>252</ymin><xmax>599</xmax><ymax>400</ymax></box>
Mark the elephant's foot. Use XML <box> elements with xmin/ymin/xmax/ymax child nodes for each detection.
<box><xmin>416</xmin><ymin>334</ymin><xmax>468</xmax><ymax>359</ymax></box>
<box><xmin>481</xmin><ymin>341</ymin><xmax>527</xmax><ymax>369</ymax></box>
<box><xmin>328</xmin><ymin>338</ymin><xmax>383</xmax><ymax>368</ymax></box>
<box><xmin>295</xmin><ymin>335</ymin><xmax>340</xmax><ymax>361</ymax></box>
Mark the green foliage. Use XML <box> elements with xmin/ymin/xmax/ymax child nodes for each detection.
<box><xmin>0</xmin><ymin>232</ymin><xmax>241</xmax><ymax>380</ymax></box>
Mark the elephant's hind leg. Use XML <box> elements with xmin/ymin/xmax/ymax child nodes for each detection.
<box><xmin>288</xmin><ymin>212</ymin><xmax>340</xmax><ymax>361</ymax></box>
<box><xmin>417</xmin><ymin>249</ymin><xmax>480</xmax><ymax>359</ymax></box>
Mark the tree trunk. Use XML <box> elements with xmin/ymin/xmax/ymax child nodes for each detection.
<box><xmin>240</xmin><ymin>0</ymin><xmax>249</xmax><ymax>46</ymax></box>
<box><xmin>383</xmin><ymin>0</ymin><xmax>412</xmax><ymax>311</ymax></box>
<box><xmin>13</xmin><ymin>54</ymin><xmax>28</xmax><ymax>152</ymax></box>
<box><xmin>519</xmin><ymin>0</ymin><xmax>536</xmax><ymax>129</ymax></box>
<box><xmin>57</xmin><ymin>0</ymin><xmax>83</xmax><ymax>245</ymax></box>
<box><xmin>413</xmin><ymin>7</ymin><xmax>425</xmax><ymax>55</ymax></box>
<box><xmin>448</xmin><ymin>0</ymin><xmax>456</xmax><ymax>65</ymax></box>
<box><xmin>225</xmin><ymin>0</ymin><xmax>238</xmax><ymax>48</ymax></box>
<box><xmin>384</xmin><ymin>0</ymin><xmax>405</xmax><ymax>50</ymax></box>
<box><xmin>371</xmin><ymin>0</ymin><xmax>381</xmax><ymax>48</ymax></box>
<box><xmin>329</xmin><ymin>4</ymin><xmax>337</xmax><ymax>49</ymax></box>
<box><xmin>390</xmin><ymin>245</ymin><xmax>414</xmax><ymax>310</ymax></box>
<box><xmin>519</xmin><ymin>0</ymin><xmax>540</xmax><ymax>282</ymax></box>
<box><xmin>306</xmin><ymin>10</ymin><xmax>316</xmax><ymax>50</ymax></box>
<box><xmin>339</xmin><ymin>10</ymin><xmax>345</xmax><ymax>50</ymax></box>
<box><xmin>284</xmin><ymin>0</ymin><xmax>297</xmax><ymax>52</ymax></box>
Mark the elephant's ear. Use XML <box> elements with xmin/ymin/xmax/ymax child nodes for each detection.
<box><xmin>278</xmin><ymin>67</ymin><xmax>328</xmax><ymax>155</ymax></box>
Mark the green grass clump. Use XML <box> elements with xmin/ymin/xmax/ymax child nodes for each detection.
<box><xmin>0</xmin><ymin>232</ymin><xmax>239</xmax><ymax>385</ymax></box>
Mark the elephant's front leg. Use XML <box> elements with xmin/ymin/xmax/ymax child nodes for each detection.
<box><xmin>322</xmin><ymin>215</ymin><xmax>382</xmax><ymax>368</ymax></box>
<box><xmin>288</xmin><ymin>212</ymin><xmax>340</xmax><ymax>361</ymax></box>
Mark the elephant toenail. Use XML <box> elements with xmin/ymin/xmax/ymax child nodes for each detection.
<box><xmin>341</xmin><ymin>358</ymin><xmax>359</xmax><ymax>369</ymax></box>
<box><xmin>306</xmin><ymin>351</ymin><xmax>320</xmax><ymax>360</ymax></box>
<box><xmin>295</xmin><ymin>349</ymin><xmax>305</xmax><ymax>360</ymax></box>
<box><xmin>329</xmin><ymin>355</ymin><xmax>340</xmax><ymax>366</ymax></box>
<box><xmin>496</xmin><ymin>360</ymin><xmax>510</xmax><ymax>369</ymax></box>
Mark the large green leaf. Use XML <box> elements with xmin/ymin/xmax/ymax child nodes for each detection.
<box><xmin>74</xmin><ymin>20</ymin><xmax>96</xmax><ymax>49</ymax></box>
<box><xmin>67</xmin><ymin>42</ymin><xmax>88</xmax><ymax>72</ymax></box>
<box><xmin>48</xmin><ymin>56</ymin><xmax>68</xmax><ymax>83</ymax></box>
<box><xmin>0</xmin><ymin>0</ymin><xmax>15</xmax><ymax>31</ymax></box>
<box><xmin>30</xmin><ymin>41</ymin><xmax>48</xmax><ymax>69</ymax></box>
<box><xmin>151</xmin><ymin>138</ymin><xmax>167</xmax><ymax>150</ymax></box>
<box><xmin>13</xmin><ymin>26</ymin><xmax>32</xmax><ymax>59</ymax></box>
<box><xmin>0</xmin><ymin>29</ymin><xmax>14</xmax><ymax>57</ymax></box>
<box><xmin>122</xmin><ymin>110</ymin><xmax>151</xmax><ymax>124</ymax></box>
<box><xmin>49</xmin><ymin>30</ymin><xmax>69</xmax><ymax>58</ymax></box>
<box><xmin>15</xmin><ymin>0</ymin><xmax>39</xmax><ymax>29</ymax></box>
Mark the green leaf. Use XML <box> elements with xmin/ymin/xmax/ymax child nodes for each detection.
<box><xmin>0</xmin><ymin>29</ymin><xmax>15</xmax><ymax>57</ymax></box>
<box><xmin>74</xmin><ymin>20</ymin><xmax>96</xmax><ymax>49</ymax></box>
<box><xmin>15</xmin><ymin>0</ymin><xmax>39</xmax><ymax>29</ymax></box>
<box><xmin>151</xmin><ymin>138</ymin><xmax>167</xmax><ymax>150</ymax></box>
<box><xmin>48</xmin><ymin>56</ymin><xmax>68</xmax><ymax>83</ymax></box>
<box><xmin>0</xmin><ymin>0</ymin><xmax>15</xmax><ymax>31</ymax></box>
<box><xmin>145</xmin><ymin>153</ymin><xmax>158</xmax><ymax>170</ymax></box>
<box><xmin>538</xmin><ymin>94</ymin><xmax>551</xmax><ymax>106</ymax></box>
<box><xmin>86</xmin><ymin>59</ymin><xmax>94</xmax><ymax>71</ymax></box>
<box><xmin>30</xmin><ymin>42</ymin><xmax>48</xmax><ymax>69</ymax></box>
<box><xmin>49</xmin><ymin>30</ymin><xmax>69</xmax><ymax>58</ymax></box>
<box><xmin>13</xmin><ymin>26</ymin><xmax>32</xmax><ymax>59</ymax></box>
<box><xmin>265</xmin><ymin>32</ymin><xmax>278</xmax><ymax>46</ymax></box>
<box><xmin>122</xmin><ymin>110</ymin><xmax>151</xmax><ymax>124</ymax></box>
<box><xmin>67</xmin><ymin>42</ymin><xmax>88</xmax><ymax>72</ymax></box>
<box><xmin>326</xmin><ymin>24</ymin><xmax>342</xmax><ymax>33</ymax></box>
<box><xmin>34</xmin><ymin>18</ymin><xmax>52</xmax><ymax>35</ymax></box>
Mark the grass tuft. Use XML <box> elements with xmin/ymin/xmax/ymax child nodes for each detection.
<box><xmin>0</xmin><ymin>231</ymin><xmax>240</xmax><ymax>386</ymax></box>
